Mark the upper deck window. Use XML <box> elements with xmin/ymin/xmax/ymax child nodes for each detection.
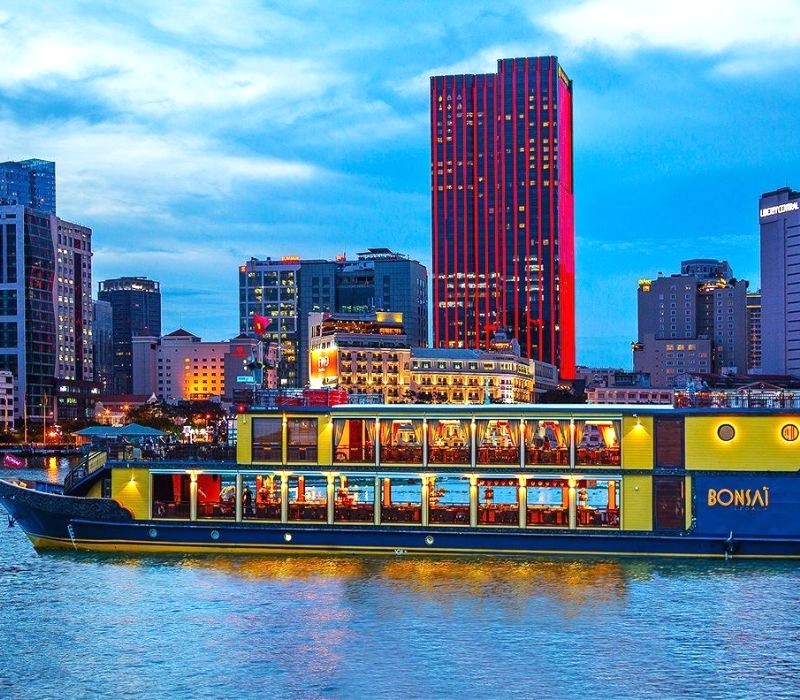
<box><xmin>575</xmin><ymin>420</ymin><xmax>621</xmax><ymax>467</ymax></box>
<box><xmin>476</xmin><ymin>419</ymin><xmax>520</xmax><ymax>465</ymax></box>
<box><xmin>252</xmin><ymin>417</ymin><xmax>282</xmax><ymax>463</ymax></box>
<box><xmin>524</xmin><ymin>419</ymin><xmax>569</xmax><ymax>466</ymax></box>
<box><xmin>380</xmin><ymin>419</ymin><xmax>423</xmax><ymax>464</ymax></box>
<box><xmin>287</xmin><ymin>418</ymin><xmax>318</xmax><ymax>463</ymax></box>
<box><xmin>427</xmin><ymin>419</ymin><xmax>470</xmax><ymax>465</ymax></box>
<box><xmin>334</xmin><ymin>418</ymin><xmax>376</xmax><ymax>464</ymax></box>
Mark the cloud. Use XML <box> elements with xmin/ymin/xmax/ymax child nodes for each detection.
<box><xmin>535</xmin><ymin>0</ymin><xmax>800</xmax><ymax>74</ymax></box>
<box><xmin>396</xmin><ymin>44</ymin><xmax>537</xmax><ymax>96</ymax></box>
<box><xmin>0</xmin><ymin>18</ymin><xmax>341</xmax><ymax>120</ymax></box>
<box><xmin>143</xmin><ymin>0</ymin><xmax>306</xmax><ymax>48</ymax></box>
<box><xmin>0</xmin><ymin>117</ymin><xmax>324</xmax><ymax>219</ymax></box>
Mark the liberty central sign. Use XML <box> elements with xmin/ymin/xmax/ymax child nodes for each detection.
<box><xmin>760</xmin><ymin>201</ymin><xmax>799</xmax><ymax>218</ymax></box>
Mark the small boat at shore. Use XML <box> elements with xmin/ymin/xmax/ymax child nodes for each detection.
<box><xmin>2</xmin><ymin>404</ymin><xmax>800</xmax><ymax>559</ymax></box>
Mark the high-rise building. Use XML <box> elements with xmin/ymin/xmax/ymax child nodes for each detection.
<box><xmin>430</xmin><ymin>56</ymin><xmax>575</xmax><ymax>378</ymax></box>
<box><xmin>92</xmin><ymin>299</ymin><xmax>113</xmax><ymax>391</ymax></box>
<box><xmin>759</xmin><ymin>186</ymin><xmax>800</xmax><ymax>376</ymax></box>
<box><xmin>98</xmin><ymin>277</ymin><xmax>161</xmax><ymax>394</ymax></box>
<box><xmin>746</xmin><ymin>291</ymin><xmax>762</xmax><ymax>374</ymax></box>
<box><xmin>0</xmin><ymin>159</ymin><xmax>56</xmax><ymax>214</ymax></box>
<box><xmin>239</xmin><ymin>249</ymin><xmax>428</xmax><ymax>387</ymax></box>
<box><xmin>634</xmin><ymin>260</ymin><xmax>747</xmax><ymax>387</ymax></box>
<box><xmin>54</xmin><ymin>219</ymin><xmax>93</xmax><ymax>382</ymax></box>
<box><xmin>53</xmin><ymin>217</ymin><xmax>96</xmax><ymax>420</ymax></box>
<box><xmin>0</xmin><ymin>205</ymin><xmax>96</xmax><ymax>424</ymax></box>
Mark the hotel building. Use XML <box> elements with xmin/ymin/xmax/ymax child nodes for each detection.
<box><xmin>634</xmin><ymin>260</ymin><xmax>747</xmax><ymax>387</ymax></box>
<box><xmin>132</xmin><ymin>329</ymin><xmax>259</xmax><ymax>403</ymax></box>
<box><xmin>308</xmin><ymin>312</ymin><xmax>557</xmax><ymax>403</ymax></box>
<box><xmin>759</xmin><ymin>186</ymin><xmax>800</xmax><ymax>376</ymax></box>
<box><xmin>308</xmin><ymin>312</ymin><xmax>411</xmax><ymax>403</ymax></box>
<box><xmin>430</xmin><ymin>56</ymin><xmax>575</xmax><ymax>378</ymax></box>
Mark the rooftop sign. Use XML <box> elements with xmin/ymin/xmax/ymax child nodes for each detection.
<box><xmin>760</xmin><ymin>201</ymin><xmax>799</xmax><ymax>218</ymax></box>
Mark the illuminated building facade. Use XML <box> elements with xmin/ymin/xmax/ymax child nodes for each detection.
<box><xmin>308</xmin><ymin>312</ymin><xmax>558</xmax><ymax>403</ymax></box>
<box><xmin>431</xmin><ymin>56</ymin><xmax>575</xmax><ymax>378</ymax></box>
<box><xmin>239</xmin><ymin>249</ymin><xmax>428</xmax><ymax>388</ymax></box>
<box><xmin>132</xmin><ymin>330</ymin><xmax>258</xmax><ymax>403</ymax></box>
<box><xmin>53</xmin><ymin>217</ymin><xmax>96</xmax><ymax>421</ymax></box>
<box><xmin>133</xmin><ymin>329</ymin><xmax>227</xmax><ymax>402</ymax></box>
<box><xmin>308</xmin><ymin>312</ymin><xmax>411</xmax><ymax>403</ymax></box>
<box><xmin>759</xmin><ymin>186</ymin><xmax>800</xmax><ymax>376</ymax></box>
<box><xmin>98</xmin><ymin>276</ymin><xmax>161</xmax><ymax>394</ymax></box>
<box><xmin>410</xmin><ymin>339</ymin><xmax>557</xmax><ymax>404</ymax></box>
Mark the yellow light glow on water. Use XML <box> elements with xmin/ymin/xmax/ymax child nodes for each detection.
<box><xmin>46</xmin><ymin>457</ymin><xmax>57</xmax><ymax>471</ymax></box>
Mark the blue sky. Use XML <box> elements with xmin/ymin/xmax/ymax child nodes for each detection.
<box><xmin>3</xmin><ymin>0</ymin><xmax>800</xmax><ymax>368</ymax></box>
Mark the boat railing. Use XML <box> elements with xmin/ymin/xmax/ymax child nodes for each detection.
<box><xmin>101</xmin><ymin>444</ymin><xmax>237</xmax><ymax>463</ymax></box>
<box><xmin>675</xmin><ymin>390</ymin><xmax>800</xmax><ymax>409</ymax></box>
<box><xmin>63</xmin><ymin>451</ymin><xmax>108</xmax><ymax>494</ymax></box>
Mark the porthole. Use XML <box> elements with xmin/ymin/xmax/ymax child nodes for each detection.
<box><xmin>717</xmin><ymin>424</ymin><xmax>735</xmax><ymax>441</ymax></box>
<box><xmin>782</xmin><ymin>424</ymin><xmax>799</xmax><ymax>442</ymax></box>
<box><xmin>210</xmin><ymin>529</ymin><xmax>220</xmax><ymax>541</ymax></box>
<box><xmin>284</xmin><ymin>532</ymin><xmax>292</xmax><ymax>542</ymax></box>
<box><xmin>148</xmin><ymin>528</ymin><xmax>158</xmax><ymax>539</ymax></box>
<box><xmin>425</xmin><ymin>535</ymin><xmax>434</xmax><ymax>546</ymax></box>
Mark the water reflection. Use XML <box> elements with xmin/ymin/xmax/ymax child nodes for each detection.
<box><xmin>0</xmin><ymin>455</ymin><xmax>77</xmax><ymax>483</ymax></box>
<box><xmin>4</xmin><ymin>530</ymin><xmax>800</xmax><ymax>698</ymax></box>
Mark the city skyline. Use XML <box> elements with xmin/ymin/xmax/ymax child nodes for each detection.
<box><xmin>2</xmin><ymin>1</ymin><xmax>800</xmax><ymax>367</ymax></box>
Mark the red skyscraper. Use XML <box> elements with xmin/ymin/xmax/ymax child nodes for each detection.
<box><xmin>431</xmin><ymin>56</ymin><xmax>575</xmax><ymax>378</ymax></box>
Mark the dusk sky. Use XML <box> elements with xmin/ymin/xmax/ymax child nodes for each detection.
<box><xmin>3</xmin><ymin>0</ymin><xmax>800</xmax><ymax>368</ymax></box>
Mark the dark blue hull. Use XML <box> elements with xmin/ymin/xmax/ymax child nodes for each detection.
<box><xmin>63</xmin><ymin>519</ymin><xmax>800</xmax><ymax>558</ymax></box>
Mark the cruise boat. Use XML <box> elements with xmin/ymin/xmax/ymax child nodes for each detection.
<box><xmin>2</xmin><ymin>404</ymin><xmax>800</xmax><ymax>558</ymax></box>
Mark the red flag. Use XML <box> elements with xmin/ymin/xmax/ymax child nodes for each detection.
<box><xmin>3</xmin><ymin>453</ymin><xmax>24</xmax><ymax>468</ymax></box>
<box><xmin>253</xmin><ymin>314</ymin><xmax>272</xmax><ymax>336</ymax></box>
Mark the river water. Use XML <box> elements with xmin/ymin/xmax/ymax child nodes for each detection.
<box><xmin>1</xmin><ymin>462</ymin><xmax>799</xmax><ymax>699</ymax></box>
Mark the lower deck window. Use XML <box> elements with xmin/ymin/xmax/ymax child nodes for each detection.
<box><xmin>151</xmin><ymin>473</ymin><xmax>190</xmax><ymax>519</ymax></box>
<box><xmin>244</xmin><ymin>474</ymin><xmax>280</xmax><ymax>521</ymax></box>
<box><xmin>197</xmin><ymin>474</ymin><xmax>236</xmax><ymax>520</ymax></box>
<box><xmin>478</xmin><ymin>479</ymin><xmax>519</xmax><ymax>525</ymax></box>
<box><xmin>334</xmin><ymin>476</ymin><xmax>374</xmax><ymax>523</ymax></box>
<box><xmin>576</xmin><ymin>479</ymin><xmax>620</xmax><ymax>528</ymax></box>
<box><xmin>526</xmin><ymin>479</ymin><xmax>568</xmax><ymax>527</ymax></box>
<box><xmin>380</xmin><ymin>477</ymin><xmax>422</xmax><ymax>523</ymax></box>
<box><xmin>288</xmin><ymin>475</ymin><xmax>327</xmax><ymax>522</ymax></box>
<box><xmin>428</xmin><ymin>476</ymin><xmax>470</xmax><ymax>525</ymax></box>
